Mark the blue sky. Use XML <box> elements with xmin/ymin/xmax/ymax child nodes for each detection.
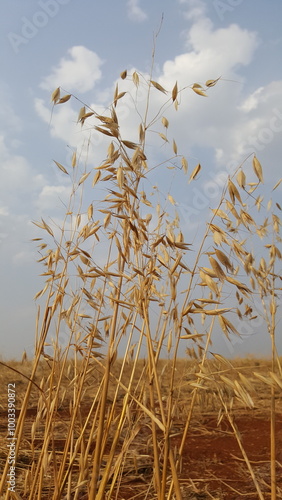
<box><xmin>1</xmin><ymin>0</ymin><xmax>281</xmax><ymax>359</ymax></box>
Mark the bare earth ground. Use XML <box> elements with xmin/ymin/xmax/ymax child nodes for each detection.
<box><xmin>0</xmin><ymin>358</ymin><xmax>281</xmax><ymax>499</ymax></box>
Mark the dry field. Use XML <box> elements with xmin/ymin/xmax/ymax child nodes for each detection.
<box><xmin>0</xmin><ymin>357</ymin><xmax>281</xmax><ymax>499</ymax></box>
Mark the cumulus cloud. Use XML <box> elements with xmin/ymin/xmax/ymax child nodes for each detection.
<box><xmin>178</xmin><ymin>0</ymin><xmax>208</xmax><ymax>21</ymax></box>
<box><xmin>0</xmin><ymin>135</ymin><xmax>46</xmax><ymax>208</ymax></box>
<box><xmin>127</xmin><ymin>0</ymin><xmax>147</xmax><ymax>22</ymax></box>
<box><xmin>36</xmin><ymin>184</ymin><xmax>72</xmax><ymax>212</ymax></box>
<box><xmin>149</xmin><ymin>19</ymin><xmax>258</xmax><ymax>164</ymax></box>
<box><xmin>190</xmin><ymin>20</ymin><xmax>258</xmax><ymax>67</ymax></box>
<box><xmin>231</xmin><ymin>82</ymin><xmax>282</xmax><ymax>169</ymax></box>
<box><xmin>239</xmin><ymin>87</ymin><xmax>265</xmax><ymax>112</ymax></box>
<box><xmin>34</xmin><ymin>96</ymin><xmax>107</xmax><ymax>164</ymax></box>
<box><xmin>35</xmin><ymin>45</ymin><xmax>110</xmax><ymax>150</ymax></box>
<box><xmin>35</xmin><ymin>97</ymin><xmax>77</xmax><ymax>144</ymax></box>
<box><xmin>36</xmin><ymin>16</ymin><xmax>281</xmax><ymax>196</ymax></box>
<box><xmin>40</xmin><ymin>46</ymin><xmax>104</xmax><ymax>93</ymax></box>
<box><xmin>161</xmin><ymin>18</ymin><xmax>258</xmax><ymax>88</ymax></box>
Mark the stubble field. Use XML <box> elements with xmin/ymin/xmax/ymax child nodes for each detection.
<box><xmin>0</xmin><ymin>357</ymin><xmax>281</xmax><ymax>499</ymax></box>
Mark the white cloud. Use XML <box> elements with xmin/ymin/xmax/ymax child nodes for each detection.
<box><xmin>35</xmin><ymin>16</ymin><xmax>256</xmax><ymax>165</ymax></box>
<box><xmin>34</xmin><ymin>96</ymin><xmax>107</xmax><ymax>163</ymax></box>
<box><xmin>40</xmin><ymin>46</ymin><xmax>104</xmax><ymax>93</ymax></box>
<box><xmin>239</xmin><ymin>86</ymin><xmax>264</xmax><ymax>112</ymax></box>
<box><xmin>36</xmin><ymin>184</ymin><xmax>72</xmax><ymax>212</ymax></box>
<box><xmin>146</xmin><ymin>16</ymin><xmax>281</xmax><ymax>194</ymax></box>
<box><xmin>231</xmin><ymin>81</ymin><xmax>282</xmax><ymax>170</ymax></box>
<box><xmin>127</xmin><ymin>0</ymin><xmax>147</xmax><ymax>22</ymax></box>
<box><xmin>0</xmin><ymin>135</ymin><xmax>46</xmax><ymax>204</ymax></box>
<box><xmin>36</xmin><ymin>16</ymin><xmax>281</xmax><ymax>199</ymax></box>
<box><xmin>36</xmin><ymin>20</ymin><xmax>260</xmax><ymax>177</ymax></box>
<box><xmin>0</xmin><ymin>206</ymin><xmax>9</xmax><ymax>216</ymax></box>
<box><xmin>173</xmin><ymin>18</ymin><xmax>258</xmax><ymax>83</ymax></box>
<box><xmin>0</xmin><ymin>91</ymin><xmax>45</xmax><ymax>270</ymax></box>
<box><xmin>178</xmin><ymin>0</ymin><xmax>207</xmax><ymax>21</ymax></box>
<box><xmin>152</xmin><ymin>19</ymin><xmax>258</xmax><ymax>161</ymax></box>
<box><xmin>35</xmin><ymin>97</ymin><xmax>77</xmax><ymax>143</ymax></box>
<box><xmin>189</xmin><ymin>19</ymin><xmax>258</xmax><ymax>67</ymax></box>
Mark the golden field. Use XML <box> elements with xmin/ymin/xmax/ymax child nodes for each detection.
<box><xmin>0</xmin><ymin>356</ymin><xmax>281</xmax><ymax>499</ymax></box>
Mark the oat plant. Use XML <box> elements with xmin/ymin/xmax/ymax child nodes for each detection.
<box><xmin>0</xmin><ymin>53</ymin><xmax>281</xmax><ymax>500</ymax></box>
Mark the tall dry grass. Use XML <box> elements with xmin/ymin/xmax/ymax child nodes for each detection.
<box><xmin>0</xmin><ymin>49</ymin><xmax>281</xmax><ymax>499</ymax></box>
